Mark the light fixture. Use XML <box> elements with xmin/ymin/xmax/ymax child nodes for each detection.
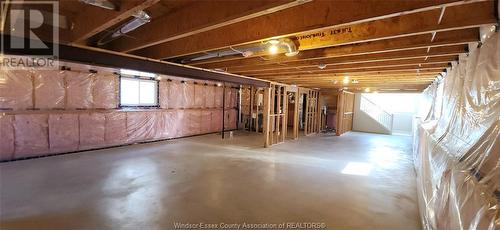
<box><xmin>364</xmin><ymin>88</ymin><xmax>370</xmax><ymax>92</ymax></box>
<box><xmin>120</xmin><ymin>69</ymin><xmax>156</xmax><ymax>78</ymax></box>
<box><xmin>318</xmin><ymin>64</ymin><xmax>327</xmax><ymax>69</ymax></box>
<box><xmin>343</xmin><ymin>76</ymin><xmax>349</xmax><ymax>84</ymax></box>
<box><xmin>268</xmin><ymin>39</ymin><xmax>280</xmax><ymax>45</ymax></box>
<box><xmin>352</xmin><ymin>79</ymin><xmax>359</xmax><ymax>84</ymax></box>
<box><xmin>268</xmin><ymin>44</ymin><xmax>279</xmax><ymax>55</ymax></box>
<box><xmin>242</xmin><ymin>51</ymin><xmax>254</xmax><ymax>57</ymax></box>
<box><xmin>216</xmin><ymin>83</ymin><xmax>222</xmax><ymax>87</ymax></box>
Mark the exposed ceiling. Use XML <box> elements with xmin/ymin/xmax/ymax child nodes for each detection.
<box><xmin>13</xmin><ymin>0</ymin><xmax>500</xmax><ymax>92</ymax></box>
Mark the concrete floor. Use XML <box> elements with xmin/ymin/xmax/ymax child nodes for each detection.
<box><xmin>0</xmin><ymin>131</ymin><xmax>420</xmax><ymax>230</ymax></box>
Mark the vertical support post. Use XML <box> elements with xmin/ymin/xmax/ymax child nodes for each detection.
<box><xmin>304</xmin><ymin>90</ymin><xmax>309</xmax><ymax>135</ymax></box>
<box><xmin>255</xmin><ymin>89</ymin><xmax>260</xmax><ymax>133</ymax></box>
<box><xmin>282</xmin><ymin>87</ymin><xmax>288</xmax><ymax>142</ymax></box>
<box><xmin>293</xmin><ymin>91</ymin><xmax>299</xmax><ymax>140</ymax></box>
<box><xmin>222</xmin><ymin>83</ymin><xmax>226</xmax><ymax>139</ymax></box>
<box><xmin>263</xmin><ymin>87</ymin><xmax>271</xmax><ymax>147</ymax></box>
<box><xmin>237</xmin><ymin>85</ymin><xmax>242</xmax><ymax>129</ymax></box>
<box><xmin>336</xmin><ymin>91</ymin><xmax>344</xmax><ymax>136</ymax></box>
<box><xmin>249</xmin><ymin>86</ymin><xmax>254</xmax><ymax>131</ymax></box>
<box><xmin>275</xmin><ymin>85</ymin><xmax>281</xmax><ymax>144</ymax></box>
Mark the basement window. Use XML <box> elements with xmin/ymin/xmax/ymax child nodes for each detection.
<box><xmin>119</xmin><ymin>76</ymin><xmax>158</xmax><ymax>107</ymax></box>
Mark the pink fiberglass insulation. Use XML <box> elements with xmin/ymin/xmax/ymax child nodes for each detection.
<box><xmin>215</xmin><ymin>86</ymin><xmax>223</xmax><ymax>108</ymax></box>
<box><xmin>205</xmin><ymin>85</ymin><xmax>215</xmax><ymax>108</ymax></box>
<box><xmin>0</xmin><ymin>114</ymin><xmax>15</xmax><ymax>160</ymax></box>
<box><xmin>153</xmin><ymin>111</ymin><xmax>165</xmax><ymax>140</ymax></box>
<box><xmin>34</xmin><ymin>70</ymin><xmax>65</xmax><ymax>109</ymax></box>
<box><xmin>105</xmin><ymin>112</ymin><xmax>127</xmax><ymax>145</ymax></box>
<box><xmin>194</xmin><ymin>84</ymin><xmax>205</xmax><ymax>108</ymax></box>
<box><xmin>0</xmin><ymin>69</ymin><xmax>33</xmax><ymax>110</ymax></box>
<box><xmin>49</xmin><ymin>114</ymin><xmax>79</xmax><ymax>153</ymax></box>
<box><xmin>14</xmin><ymin>114</ymin><xmax>49</xmax><ymax>158</ymax></box>
<box><xmin>201</xmin><ymin>110</ymin><xmax>212</xmax><ymax>134</ymax></box>
<box><xmin>231</xmin><ymin>88</ymin><xmax>238</xmax><ymax>108</ymax></box>
<box><xmin>161</xmin><ymin>110</ymin><xmax>176</xmax><ymax>138</ymax></box>
<box><xmin>93</xmin><ymin>73</ymin><xmax>117</xmax><ymax>109</ymax></box>
<box><xmin>185</xmin><ymin>109</ymin><xmax>201</xmax><ymax>136</ymax></box>
<box><xmin>168</xmin><ymin>81</ymin><xmax>183</xmax><ymax>109</ymax></box>
<box><xmin>126</xmin><ymin>112</ymin><xmax>157</xmax><ymax>142</ymax></box>
<box><xmin>211</xmin><ymin>109</ymin><xmax>222</xmax><ymax>133</ymax></box>
<box><xmin>159</xmin><ymin>80</ymin><xmax>169</xmax><ymax>109</ymax></box>
<box><xmin>174</xmin><ymin>110</ymin><xmax>185</xmax><ymax>137</ymax></box>
<box><xmin>182</xmin><ymin>83</ymin><xmax>195</xmax><ymax>108</ymax></box>
<box><xmin>224</xmin><ymin>109</ymin><xmax>237</xmax><ymax>130</ymax></box>
<box><xmin>224</xmin><ymin>87</ymin><xmax>232</xmax><ymax>108</ymax></box>
<box><xmin>79</xmin><ymin>113</ymin><xmax>105</xmax><ymax>149</ymax></box>
<box><xmin>65</xmin><ymin>71</ymin><xmax>94</xmax><ymax>109</ymax></box>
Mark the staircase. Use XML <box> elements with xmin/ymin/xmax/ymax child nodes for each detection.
<box><xmin>359</xmin><ymin>95</ymin><xmax>393</xmax><ymax>132</ymax></box>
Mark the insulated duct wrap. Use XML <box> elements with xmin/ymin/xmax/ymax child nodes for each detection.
<box><xmin>0</xmin><ymin>60</ymin><xmax>239</xmax><ymax>161</ymax></box>
<box><xmin>414</xmin><ymin>32</ymin><xmax>499</xmax><ymax>230</ymax></box>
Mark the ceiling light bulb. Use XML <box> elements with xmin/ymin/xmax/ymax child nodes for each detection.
<box><xmin>364</xmin><ymin>88</ymin><xmax>370</xmax><ymax>92</ymax></box>
<box><xmin>318</xmin><ymin>64</ymin><xmax>327</xmax><ymax>69</ymax></box>
<box><xmin>343</xmin><ymin>78</ymin><xmax>349</xmax><ymax>84</ymax></box>
<box><xmin>268</xmin><ymin>45</ymin><xmax>279</xmax><ymax>55</ymax></box>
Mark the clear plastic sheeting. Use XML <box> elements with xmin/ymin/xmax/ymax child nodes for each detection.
<box><xmin>65</xmin><ymin>71</ymin><xmax>94</xmax><ymax>109</ymax></box>
<box><xmin>34</xmin><ymin>70</ymin><xmax>65</xmax><ymax>109</ymax></box>
<box><xmin>205</xmin><ymin>85</ymin><xmax>215</xmax><ymax>108</ymax></box>
<box><xmin>185</xmin><ymin>109</ymin><xmax>202</xmax><ymax>136</ymax></box>
<box><xmin>168</xmin><ymin>81</ymin><xmax>183</xmax><ymax>109</ymax></box>
<box><xmin>224</xmin><ymin>109</ymin><xmax>237</xmax><ymax>130</ymax></box>
<box><xmin>14</xmin><ymin>114</ymin><xmax>49</xmax><ymax>158</ymax></box>
<box><xmin>48</xmin><ymin>114</ymin><xmax>79</xmax><ymax>153</ymax></box>
<box><xmin>182</xmin><ymin>82</ymin><xmax>195</xmax><ymax>109</ymax></box>
<box><xmin>126</xmin><ymin>111</ymin><xmax>158</xmax><ymax>142</ymax></box>
<box><xmin>0</xmin><ymin>69</ymin><xmax>33</xmax><ymax>110</ymax></box>
<box><xmin>159</xmin><ymin>80</ymin><xmax>169</xmax><ymax>109</ymax></box>
<box><xmin>414</xmin><ymin>32</ymin><xmax>499</xmax><ymax>230</ymax></box>
<box><xmin>79</xmin><ymin>113</ymin><xmax>106</xmax><ymax>150</ymax></box>
<box><xmin>0</xmin><ymin>57</ymin><xmax>240</xmax><ymax>160</ymax></box>
<box><xmin>215</xmin><ymin>86</ymin><xmax>224</xmax><ymax>108</ymax></box>
<box><xmin>211</xmin><ymin>109</ymin><xmax>223</xmax><ymax>133</ymax></box>
<box><xmin>194</xmin><ymin>84</ymin><xmax>205</xmax><ymax>108</ymax></box>
<box><xmin>93</xmin><ymin>73</ymin><xmax>117</xmax><ymax>109</ymax></box>
<box><xmin>0</xmin><ymin>114</ymin><xmax>15</xmax><ymax>160</ymax></box>
<box><xmin>105</xmin><ymin>112</ymin><xmax>127</xmax><ymax>146</ymax></box>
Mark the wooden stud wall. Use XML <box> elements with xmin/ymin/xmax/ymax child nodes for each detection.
<box><xmin>336</xmin><ymin>91</ymin><xmax>355</xmax><ymax>136</ymax></box>
<box><xmin>263</xmin><ymin>84</ymin><xmax>288</xmax><ymax>147</ymax></box>
<box><xmin>304</xmin><ymin>89</ymin><xmax>320</xmax><ymax>136</ymax></box>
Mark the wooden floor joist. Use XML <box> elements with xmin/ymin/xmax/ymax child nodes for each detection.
<box><xmin>192</xmin><ymin>28</ymin><xmax>478</xmax><ymax>67</ymax></box>
<box><xmin>210</xmin><ymin>45</ymin><xmax>466</xmax><ymax>73</ymax></box>
<box><xmin>135</xmin><ymin>1</ymin><xmax>494</xmax><ymax>59</ymax></box>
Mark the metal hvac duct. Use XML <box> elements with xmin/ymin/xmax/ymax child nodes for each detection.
<box><xmin>97</xmin><ymin>10</ymin><xmax>151</xmax><ymax>46</ymax></box>
<box><xmin>79</xmin><ymin>0</ymin><xmax>151</xmax><ymax>46</ymax></box>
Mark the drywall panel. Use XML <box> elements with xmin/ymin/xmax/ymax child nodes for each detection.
<box><xmin>352</xmin><ymin>93</ymin><xmax>391</xmax><ymax>134</ymax></box>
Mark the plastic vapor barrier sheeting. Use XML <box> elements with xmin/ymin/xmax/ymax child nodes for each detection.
<box><xmin>0</xmin><ymin>60</ymin><xmax>239</xmax><ymax>161</ymax></box>
<box><xmin>0</xmin><ymin>69</ymin><xmax>33</xmax><ymax>110</ymax></box>
<box><xmin>414</xmin><ymin>32</ymin><xmax>499</xmax><ymax>230</ymax></box>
